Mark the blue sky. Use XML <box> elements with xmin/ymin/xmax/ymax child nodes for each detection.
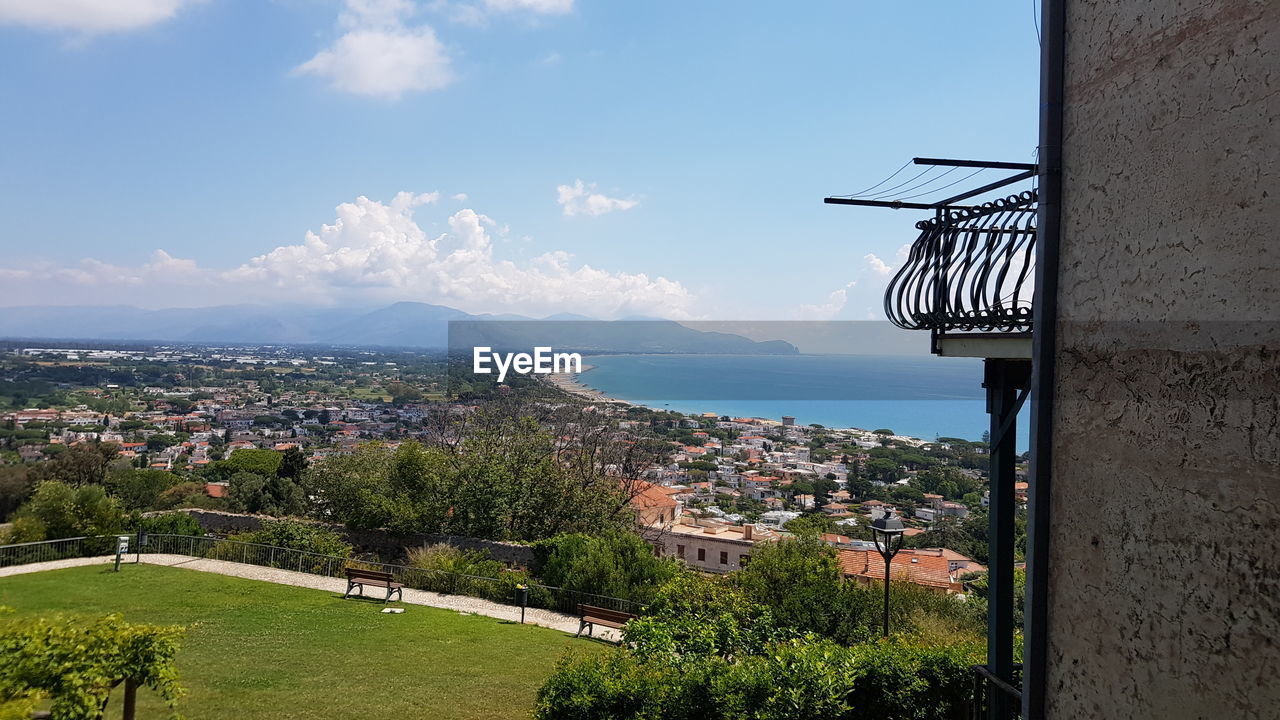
<box><xmin>0</xmin><ymin>0</ymin><xmax>1041</xmax><ymax>320</ymax></box>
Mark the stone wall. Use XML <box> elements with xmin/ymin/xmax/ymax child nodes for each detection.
<box><xmin>1046</xmin><ymin>1</ymin><xmax>1280</xmax><ymax>717</ymax></box>
<box><xmin>168</xmin><ymin>509</ymin><xmax>537</xmax><ymax>567</ymax></box>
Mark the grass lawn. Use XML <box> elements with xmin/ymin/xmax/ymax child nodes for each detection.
<box><xmin>0</xmin><ymin>564</ymin><xmax>605</xmax><ymax>720</ymax></box>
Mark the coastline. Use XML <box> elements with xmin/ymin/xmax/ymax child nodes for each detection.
<box><xmin>543</xmin><ymin>355</ymin><xmax>995</xmax><ymax>447</ymax></box>
<box><xmin>544</xmin><ymin>363</ymin><xmax>635</xmax><ymax>406</ymax></box>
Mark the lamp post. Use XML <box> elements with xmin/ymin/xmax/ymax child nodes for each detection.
<box><xmin>871</xmin><ymin>511</ymin><xmax>906</xmax><ymax>637</ymax></box>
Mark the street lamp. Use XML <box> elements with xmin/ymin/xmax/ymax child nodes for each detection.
<box><xmin>871</xmin><ymin>511</ymin><xmax>906</xmax><ymax>637</ymax></box>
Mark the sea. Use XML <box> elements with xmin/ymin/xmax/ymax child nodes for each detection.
<box><xmin>579</xmin><ymin>354</ymin><xmax>1031</xmax><ymax>449</ymax></box>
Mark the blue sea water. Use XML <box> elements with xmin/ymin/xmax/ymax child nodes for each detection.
<box><xmin>580</xmin><ymin>354</ymin><xmax>1031</xmax><ymax>449</ymax></box>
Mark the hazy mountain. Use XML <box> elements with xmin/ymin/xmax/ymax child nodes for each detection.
<box><xmin>0</xmin><ymin>303</ymin><xmax>798</xmax><ymax>355</ymax></box>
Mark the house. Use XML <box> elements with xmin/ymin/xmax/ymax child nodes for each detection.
<box><xmin>649</xmin><ymin>518</ymin><xmax>779</xmax><ymax>573</ymax></box>
<box><xmin>838</xmin><ymin>547</ymin><xmax>967</xmax><ymax>594</ymax></box>
<box><xmin>629</xmin><ymin>481</ymin><xmax>681</xmax><ymax>527</ymax></box>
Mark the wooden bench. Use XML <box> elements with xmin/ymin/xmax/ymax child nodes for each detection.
<box><xmin>344</xmin><ymin>567</ymin><xmax>404</xmax><ymax>603</ymax></box>
<box><xmin>575</xmin><ymin>604</ymin><xmax>636</xmax><ymax>638</ymax></box>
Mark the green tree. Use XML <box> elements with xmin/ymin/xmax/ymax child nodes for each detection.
<box><xmin>103</xmin><ymin>469</ymin><xmax>178</xmax><ymax>511</ymax></box>
<box><xmin>226</xmin><ymin>472</ymin><xmax>306</xmax><ymax>517</ymax></box>
<box><xmin>534</xmin><ymin>530</ymin><xmax>683</xmax><ymax>604</ymax></box>
<box><xmin>0</xmin><ymin>609</ymin><xmax>185</xmax><ymax>720</ymax></box>
<box><xmin>731</xmin><ymin>534</ymin><xmax>843</xmax><ymax>636</ymax></box>
<box><xmin>7</xmin><ymin>482</ymin><xmax>125</xmax><ymax>542</ymax></box>
<box><xmin>277</xmin><ymin>447</ymin><xmax>308</xmax><ymax>480</ymax></box>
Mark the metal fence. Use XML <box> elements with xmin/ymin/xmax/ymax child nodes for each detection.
<box><xmin>0</xmin><ymin>534</ymin><xmax>642</xmax><ymax>618</ymax></box>
<box><xmin>0</xmin><ymin>535</ymin><xmax>125</xmax><ymax>568</ymax></box>
<box><xmin>970</xmin><ymin>663</ymin><xmax>1023</xmax><ymax>720</ymax></box>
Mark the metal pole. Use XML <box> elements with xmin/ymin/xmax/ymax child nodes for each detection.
<box><xmin>883</xmin><ymin>554</ymin><xmax>892</xmax><ymax>637</ymax></box>
<box><xmin>984</xmin><ymin>359</ymin><xmax>1030</xmax><ymax>719</ymax></box>
<box><xmin>1025</xmin><ymin>0</ymin><xmax>1066</xmax><ymax>717</ymax></box>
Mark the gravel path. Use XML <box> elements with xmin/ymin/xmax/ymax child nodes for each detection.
<box><xmin>1</xmin><ymin>554</ymin><xmax>621</xmax><ymax>641</ymax></box>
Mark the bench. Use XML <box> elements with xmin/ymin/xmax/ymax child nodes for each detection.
<box><xmin>344</xmin><ymin>567</ymin><xmax>404</xmax><ymax>603</ymax></box>
<box><xmin>575</xmin><ymin>604</ymin><xmax>636</xmax><ymax>638</ymax></box>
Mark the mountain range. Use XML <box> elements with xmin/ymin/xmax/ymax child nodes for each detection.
<box><xmin>0</xmin><ymin>303</ymin><xmax>798</xmax><ymax>355</ymax></box>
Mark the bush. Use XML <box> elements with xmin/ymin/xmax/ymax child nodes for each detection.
<box><xmin>536</xmin><ymin>638</ymin><xmax>983</xmax><ymax>720</ymax></box>
<box><xmin>533</xmin><ymin>530</ymin><xmax>683</xmax><ymax>604</ymax></box>
<box><xmin>224</xmin><ymin>519</ymin><xmax>351</xmax><ymax>557</ymax></box>
<box><xmin>402</xmin><ymin>544</ymin><xmax>549</xmax><ymax>606</ymax></box>
<box><xmin>154</xmin><ymin>482</ymin><xmax>212</xmax><ymax>510</ymax></box>
<box><xmin>136</xmin><ymin>512</ymin><xmax>205</xmax><ymax>537</ymax></box>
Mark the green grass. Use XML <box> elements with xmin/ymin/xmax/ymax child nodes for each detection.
<box><xmin>1</xmin><ymin>564</ymin><xmax>604</xmax><ymax>720</ymax></box>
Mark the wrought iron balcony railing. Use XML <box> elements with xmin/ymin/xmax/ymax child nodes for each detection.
<box><xmin>885</xmin><ymin>190</ymin><xmax>1037</xmax><ymax>333</ymax></box>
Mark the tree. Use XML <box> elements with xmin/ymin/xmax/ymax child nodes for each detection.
<box><xmin>0</xmin><ymin>465</ymin><xmax>34</xmax><ymax>522</ymax></box>
<box><xmin>0</xmin><ymin>608</ymin><xmax>185</xmax><ymax>720</ymax></box>
<box><xmin>277</xmin><ymin>447</ymin><xmax>307</xmax><ymax>480</ymax></box>
<box><xmin>533</xmin><ymin>530</ymin><xmax>683</xmax><ymax>604</ymax></box>
<box><xmin>208</xmin><ymin>448</ymin><xmax>282</xmax><ymax>479</ymax></box>
<box><xmin>37</xmin><ymin>443</ymin><xmax>116</xmax><ymax>487</ymax></box>
<box><xmin>731</xmin><ymin>534</ymin><xmax>843</xmax><ymax>636</ymax></box>
<box><xmin>385</xmin><ymin>382</ymin><xmax>424</xmax><ymax>405</ymax></box>
<box><xmin>864</xmin><ymin>457</ymin><xmax>901</xmax><ymax>484</ymax></box>
<box><xmin>226</xmin><ymin>472</ymin><xmax>306</xmax><ymax>517</ymax></box>
<box><xmin>7</xmin><ymin>482</ymin><xmax>125</xmax><ymax>542</ymax></box>
<box><xmin>104</xmin><ymin>469</ymin><xmax>178</xmax><ymax>511</ymax></box>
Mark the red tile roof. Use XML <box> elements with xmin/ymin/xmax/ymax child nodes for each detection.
<box><xmin>837</xmin><ymin>548</ymin><xmax>958</xmax><ymax>591</ymax></box>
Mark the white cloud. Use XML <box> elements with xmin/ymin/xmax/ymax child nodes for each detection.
<box><xmin>863</xmin><ymin>253</ymin><xmax>894</xmax><ymax>277</ymax></box>
<box><xmin>556</xmin><ymin>180</ymin><xmax>639</xmax><ymax>217</ymax></box>
<box><xmin>296</xmin><ymin>0</ymin><xmax>452</xmax><ymax>99</ymax></box>
<box><xmin>796</xmin><ymin>282</ymin><xmax>856</xmax><ymax>320</ymax></box>
<box><xmin>0</xmin><ymin>0</ymin><xmax>199</xmax><ymax>33</ymax></box>
<box><xmin>451</xmin><ymin>193</ymin><xmax>468</xmax><ymax>201</ymax></box>
<box><xmin>483</xmin><ymin>0</ymin><xmax>573</xmax><ymax>14</ymax></box>
<box><xmin>6</xmin><ymin>192</ymin><xmax>694</xmax><ymax>319</ymax></box>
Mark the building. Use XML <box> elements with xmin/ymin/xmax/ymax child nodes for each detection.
<box><xmin>628</xmin><ymin>481</ymin><xmax>680</xmax><ymax>527</ymax></box>
<box><xmin>649</xmin><ymin>517</ymin><xmax>779</xmax><ymax>573</ymax></box>
<box><xmin>837</xmin><ymin>547</ymin><xmax>969</xmax><ymax>594</ymax></box>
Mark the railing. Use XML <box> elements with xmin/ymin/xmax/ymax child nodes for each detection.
<box><xmin>0</xmin><ymin>535</ymin><xmax>124</xmax><ymax>567</ymax></box>
<box><xmin>885</xmin><ymin>191</ymin><xmax>1037</xmax><ymax>333</ymax></box>
<box><xmin>0</xmin><ymin>534</ymin><xmax>642</xmax><ymax>618</ymax></box>
<box><xmin>971</xmin><ymin>663</ymin><xmax>1023</xmax><ymax>720</ymax></box>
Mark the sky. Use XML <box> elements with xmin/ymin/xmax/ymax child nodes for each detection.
<box><xmin>0</xmin><ymin>0</ymin><xmax>1042</xmax><ymax>321</ymax></box>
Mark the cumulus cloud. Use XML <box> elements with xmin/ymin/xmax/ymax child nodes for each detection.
<box><xmin>296</xmin><ymin>0</ymin><xmax>452</xmax><ymax>99</ymax></box>
<box><xmin>796</xmin><ymin>282</ymin><xmax>856</xmax><ymax>320</ymax></box>
<box><xmin>0</xmin><ymin>0</ymin><xmax>199</xmax><ymax>33</ymax></box>
<box><xmin>6</xmin><ymin>192</ymin><xmax>694</xmax><ymax>319</ymax></box>
<box><xmin>556</xmin><ymin>180</ymin><xmax>639</xmax><ymax>217</ymax></box>
<box><xmin>863</xmin><ymin>253</ymin><xmax>894</xmax><ymax>277</ymax></box>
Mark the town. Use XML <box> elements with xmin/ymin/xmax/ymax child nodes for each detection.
<box><xmin>0</xmin><ymin>341</ymin><xmax>1015</xmax><ymax>597</ymax></box>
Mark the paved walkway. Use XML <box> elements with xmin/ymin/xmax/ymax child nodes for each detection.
<box><xmin>1</xmin><ymin>554</ymin><xmax>621</xmax><ymax>641</ymax></box>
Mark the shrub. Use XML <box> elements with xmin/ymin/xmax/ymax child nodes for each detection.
<box><xmin>136</xmin><ymin>512</ymin><xmax>205</xmax><ymax>537</ymax></box>
<box><xmin>154</xmin><ymin>482</ymin><xmax>212</xmax><ymax>511</ymax></box>
<box><xmin>533</xmin><ymin>530</ymin><xmax>683</xmax><ymax>604</ymax></box>
<box><xmin>536</xmin><ymin>638</ymin><xmax>983</xmax><ymax>720</ymax></box>
<box><xmin>215</xmin><ymin>517</ymin><xmax>353</xmax><ymax>568</ymax></box>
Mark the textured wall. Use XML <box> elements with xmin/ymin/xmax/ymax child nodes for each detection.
<box><xmin>1046</xmin><ymin>1</ymin><xmax>1280</xmax><ymax>717</ymax></box>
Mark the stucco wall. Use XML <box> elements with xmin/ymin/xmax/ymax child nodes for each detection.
<box><xmin>1046</xmin><ymin>1</ymin><xmax>1280</xmax><ymax>717</ymax></box>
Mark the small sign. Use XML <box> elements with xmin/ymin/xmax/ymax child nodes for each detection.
<box><xmin>117</xmin><ymin>536</ymin><xmax>130</xmax><ymax>554</ymax></box>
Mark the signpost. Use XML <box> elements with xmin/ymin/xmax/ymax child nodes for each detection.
<box><xmin>114</xmin><ymin>535</ymin><xmax>129</xmax><ymax>572</ymax></box>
